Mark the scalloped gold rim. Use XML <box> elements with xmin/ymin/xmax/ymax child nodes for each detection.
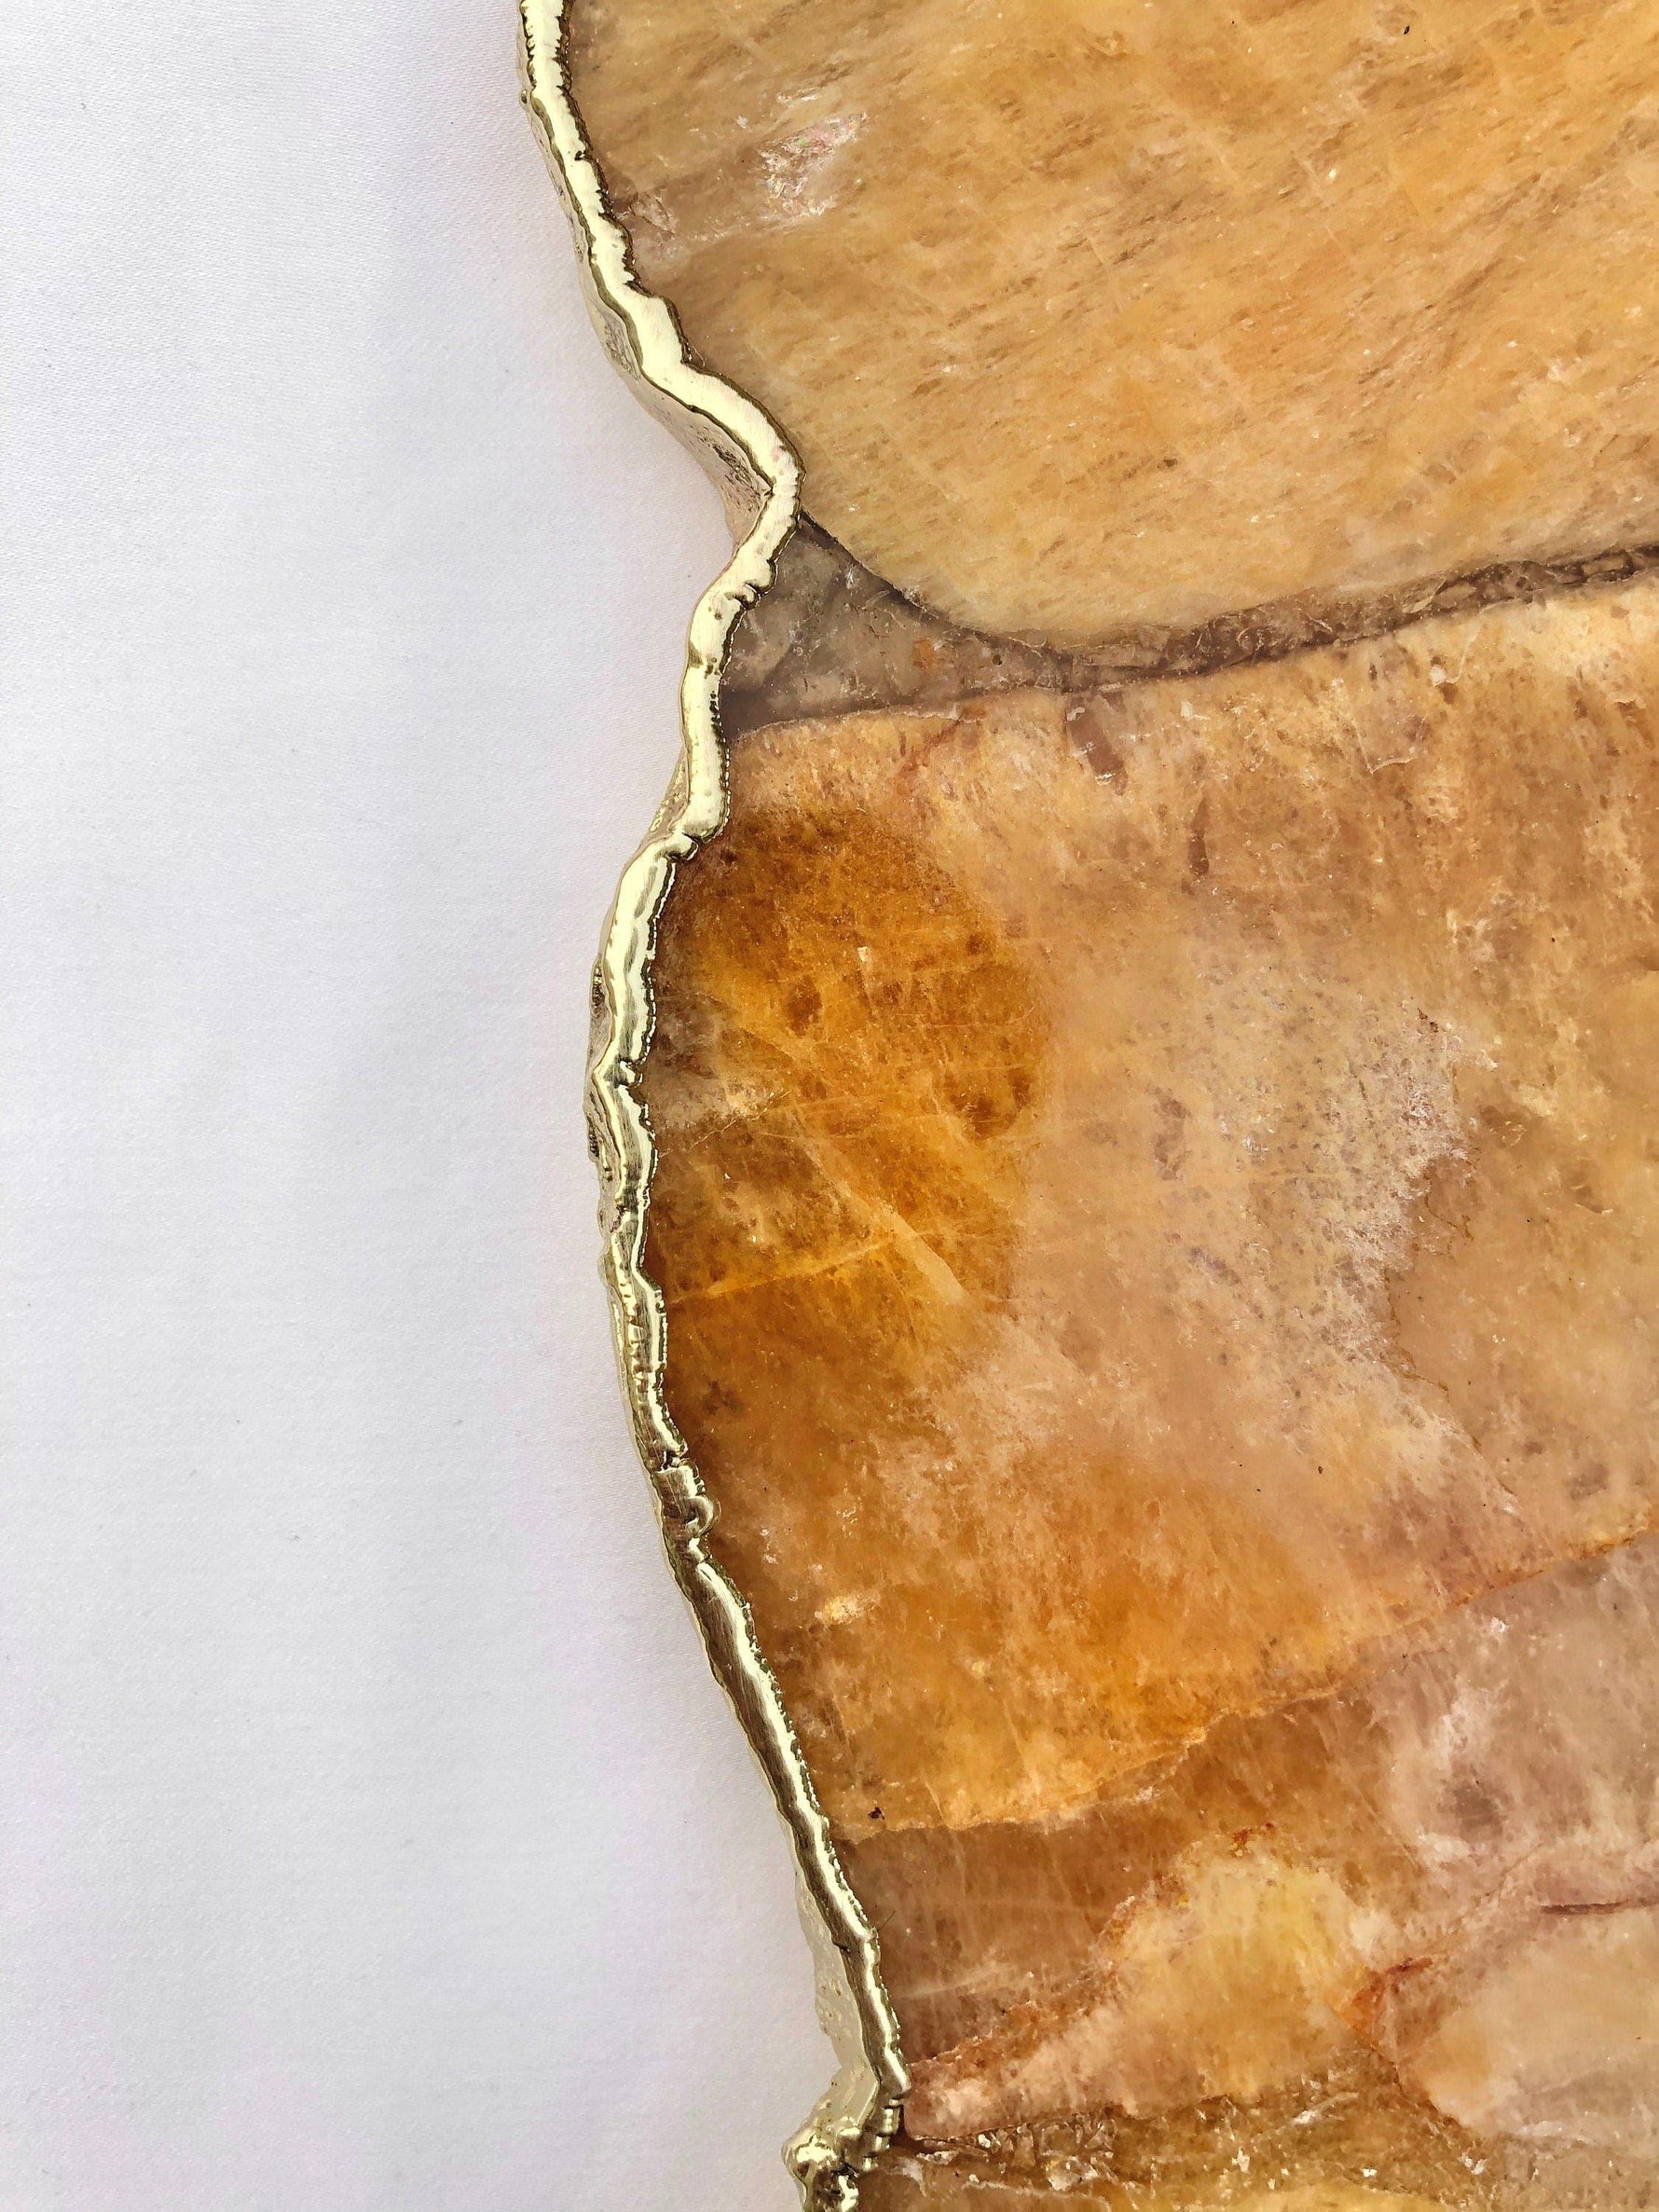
<box><xmin>517</xmin><ymin>4</ymin><xmax>908</xmax><ymax>2200</ymax></box>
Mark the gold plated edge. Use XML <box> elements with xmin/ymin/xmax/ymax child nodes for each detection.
<box><xmin>516</xmin><ymin>5</ymin><xmax>908</xmax><ymax>2201</ymax></box>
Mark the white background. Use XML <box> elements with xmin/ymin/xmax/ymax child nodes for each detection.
<box><xmin>2</xmin><ymin>4</ymin><xmax>830</xmax><ymax>2205</ymax></box>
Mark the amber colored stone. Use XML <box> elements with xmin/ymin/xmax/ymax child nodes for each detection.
<box><xmin>640</xmin><ymin>572</ymin><xmax>1659</xmax><ymax>2202</ymax></box>
<box><xmin>558</xmin><ymin>4</ymin><xmax>1659</xmax><ymax>2191</ymax></box>
<box><xmin>570</xmin><ymin>0</ymin><xmax>1659</xmax><ymax>644</ymax></box>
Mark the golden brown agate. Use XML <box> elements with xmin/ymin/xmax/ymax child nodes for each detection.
<box><xmin>570</xmin><ymin>0</ymin><xmax>1659</xmax><ymax>643</ymax></box>
<box><xmin>531</xmin><ymin>0</ymin><xmax>1659</xmax><ymax>2197</ymax></box>
<box><xmin>640</xmin><ymin>572</ymin><xmax>1659</xmax><ymax>2198</ymax></box>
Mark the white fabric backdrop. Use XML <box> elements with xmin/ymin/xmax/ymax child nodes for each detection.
<box><xmin>1</xmin><ymin>4</ymin><xmax>830</xmax><ymax>2205</ymax></box>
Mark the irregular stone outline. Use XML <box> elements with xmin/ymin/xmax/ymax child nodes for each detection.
<box><xmin>518</xmin><ymin>3</ymin><xmax>909</xmax><ymax>2201</ymax></box>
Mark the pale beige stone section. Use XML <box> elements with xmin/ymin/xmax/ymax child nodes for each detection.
<box><xmin>571</xmin><ymin>0</ymin><xmax>1659</xmax><ymax>645</ymax></box>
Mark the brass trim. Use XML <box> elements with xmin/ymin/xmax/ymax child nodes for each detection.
<box><xmin>517</xmin><ymin>5</ymin><xmax>909</xmax><ymax>2201</ymax></box>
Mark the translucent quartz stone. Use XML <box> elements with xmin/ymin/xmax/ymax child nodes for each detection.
<box><xmin>556</xmin><ymin>2</ymin><xmax>1659</xmax><ymax>2196</ymax></box>
<box><xmin>641</xmin><ymin>577</ymin><xmax>1659</xmax><ymax>2205</ymax></box>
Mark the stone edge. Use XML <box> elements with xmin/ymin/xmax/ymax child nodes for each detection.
<box><xmin>517</xmin><ymin>4</ymin><xmax>909</xmax><ymax>2202</ymax></box>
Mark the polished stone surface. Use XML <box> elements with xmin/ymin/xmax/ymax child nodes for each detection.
<box><xmin>572</xmin><ymin>0</ymin><xmax>1659</xmax><ymax>643</ymax></box>
<box><xmin>641</xmin><ymin>573</ymin><xmax>1659</xmax><ymax>2203</ymax></box>
<box><xmin>564</xmin><ymin>0</ymin><xmax>1659</xmax><ymax>2194</ymax></box>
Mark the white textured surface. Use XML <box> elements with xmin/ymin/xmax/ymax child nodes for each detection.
<box><xmin>0</xmin><ymin>4</ymin><xmax>826</xmax><ymax>2206</ymax></box>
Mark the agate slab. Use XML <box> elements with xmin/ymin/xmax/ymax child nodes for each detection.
<box><xmin>523</xmin><ymin>2</ymin><xmax>1659</xmax><ymax>2204</ymax></box>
